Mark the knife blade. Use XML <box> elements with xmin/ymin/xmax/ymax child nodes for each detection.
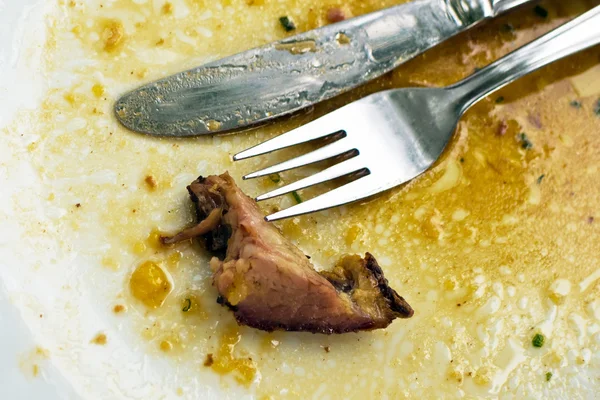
<box><xmin>114</xmin><ymin>0</ymin><xmax>531</xmax><ymax>136</ymax></box>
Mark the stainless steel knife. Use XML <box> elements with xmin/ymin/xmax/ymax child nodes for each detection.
<box><xmin>115</xmin><ymin>0</ymin><xmax>531</xmax><ymax>137</ymax></box>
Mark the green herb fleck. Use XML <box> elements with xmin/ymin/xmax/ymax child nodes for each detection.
<box><xmin>291</xmin><ymin>191</ymin><xmax>303</xmax><ymax>204</ymax></box>
<box><xmin>495</xmin><ymin>96</ymin><xmax>505</xmax><ymax>104</ymax></box>
<box><xmin>534</xmin><ymin>5</ymin><xmax>548</xmax><ymax>18</ymax></box>
<box><xmin>518</xmin><ymin>133</ymin><xmax>533</xmax><ymax>149</ymax></box>
<box><xmin>594</xmin><ymin>99</ymin><xmax>600</xmax><ymax>116</ymax></box>
<box><xmin>532</xmin><ymin>333</ymin><xmax>545</xmax><ymax>348</ymax></box>
<box><xmin>269</xmin><ymin>173</ymin><xmax>281</xmax><ymax>183</ymax></box>
<box><xmin>537</xmin><ymin>174</ymin><xmax>545</xmax><ymax>184</ymax></box>
<box><xmin>279</xmin><ymin>16</ymin><xmax>296</xmax><ymax>32</ymax></box>
<box><xmin>546</xmin><ymin>372</ymin><xmax>553</xmax><ymax>381</ymax></box>
<box><xmin>570</xmin><ymin>100</ymin><xmax>582</xmax><ymax>109</ymax></box>
<box><xmin>182</xmin><ymin>298</ymin><xmax>192</xmax><ymax>312</ymax></box>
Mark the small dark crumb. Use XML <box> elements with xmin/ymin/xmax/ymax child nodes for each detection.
<box><xmin>588</xmin><ymin>216</ymin><xmax>594</xmax><ymax>224</ymax></box>
<box><xmin>279</xmin><ymin>16</ymin><xmax>296</xmax><ymax>32</ymax></box>
<box><xmin>305</xmin><ymin>255</ymin><xmax>311</xmax><ymax>259</ymax></box>
<box><xmin>495</xmin><ymin>96</ymin><xmax>504</xmax><ymax>104</ymax></box>
<box><xmin>594</xmin><ymin>98</ymin><xmax>600</xmax><ymax>116</ymax></box>
<box><xmin>75</xmin><ymin>203</ymin><xmax>81</xmax><ymax>208</ymax></box>
<box><xmin>501</xmin><ymin>23</ymin><xmax>514</xmax><ymax>32</ymax></box>
<box><xmin>534</xmin><ymin>5</ymin><xmax>548</xmax><ymax>18</ymax></box>
<box><xmin>113</xmin><ymin>304</ymin><xmax>126</xmax><ymax>313</ymax></box>
<box><xmin>323</xmin><ymin>346</ymin><xmax>330</xmax><ymax>353</ymax></box>
<box><xmin>145</xmin><ymin>175</ymin><xmax>158</xmax><ymax>189</ymax></box>
<box><xmin>39</xmin><ymin>314</ymin><xmax>43</xmax><ymax>318</ymax></box>
<box><xmin>459</xmin><ymin>157</ymin><xmax>465</xmax><ymax>163</ymax></box>
<box><xmin>456</xmin><ymin>303</ymin><xmax>461</xmax><ymax>307</ymax></box>
<box><xmin>537</xmin><ymin>174</ymin><xmax>545</xmax><ymax>184</ymax></box>
<box><xmin>204</xmin><ymin>353</ymin><xmax>214</xmax><ymax>367</ymax></box>
<box><xmin>467</xmin><ymin>372</ymin><xmax>473</xmax><ymax>377</ymax></box>
<box><xmin>326</xmin><ymin>7</ymin><xmax>346</xmax><ymax>23</ymax></box>
<box><xmin>518</xmin><ymin>133</ymin><xmax>533</xmax><ymax>149</ymax></box>
<box><xmin>570</xmin><ymin>100</ymin><xmax>582</xmax><ymax>109</ymax></box>
<box><xmin>269</xmin><ymin>173</ymin><xmax>281</xmax><ymax>184</ymax></box>
<box><xmin>450</xmin><ymin>359</ymin><xmax>454</xmax><ymax>363</ymax></box>
<box><xmin>546</xmin><ymin>372</ymin><xmax>553</xmax><ymax>381</ymax></box>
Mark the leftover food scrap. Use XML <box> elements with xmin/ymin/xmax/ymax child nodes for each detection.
<box><xmin>163</xmin><ymin>173</ymin><xmax>413</xmax><ymax>334</ymax></box>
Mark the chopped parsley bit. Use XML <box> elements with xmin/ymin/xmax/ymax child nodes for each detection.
<box><xmin>534</xmin><ymin>5</ymin><xmax>548</xmax><ymax>18</ymax></box>
<box><xmin>518</xmin><ymin>133</ymin><xmax>533</xmax><ymax>149</ymax></box>
<box><xmin>537</xmin><ymin>174</ymin><xmax>545</xmax><ymax>184</ymax></box>
<box><xmin>570</xmin><ymin>100</ymin><xmax>582</xmax><ymax>109</ymax></box>
<box><xmin>279</xmin><ymin>16</ymin><xmax>296</xmax><ymax>32</ymax></box>
<box><xmin>594</xmin><ymin>98</ymin><xmax>600</xmax><ymax>116</ymax></box>
<box><xmin>532</xmin><ymin>333</ymin><xmax>545</xmax><ymax>348</ymax></box>
<box><xmin>291</xmin><ymin>191</ymin><xmax>303</xmax><ymax>204</ymax></box>
<box><xmin>182</xmin><ymin>298</ymin><xmax>192</xmax><ymax>312</ymax></box>
<box><xmin>269</xmin><ymin>173</ymin><xmax>281</xmax><ymax>183</ymax></box>
<box><xmin>495</xmin><ymin>96</ymin><xmax>505</xmax><ymax>104</ymax></box>
<box><xmin>546</xmin><ymin>372</ymin><xmax>553</xmax><ymax>381</ymax></box>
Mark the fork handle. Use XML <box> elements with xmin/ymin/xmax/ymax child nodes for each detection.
<box><xmin>452</xmin><ymin>5</ymin><xmax>600</xmax><ymax>111</ymax></box>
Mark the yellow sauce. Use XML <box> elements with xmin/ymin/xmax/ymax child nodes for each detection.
<box><xmin>129</xmin><ymin>261</ymin><xmax>173</xmax><ymax>308</ymax></box>
<box><xmin>208</xmin><ymin>325</ymin><xmax>257</xmax><ymax>386</ymax></box>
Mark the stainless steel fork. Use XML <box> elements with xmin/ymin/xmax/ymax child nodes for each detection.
<box><xmin>234</xmin><ymin>6</ymin><xmax>600</xmax><ymax>222</ymax></box>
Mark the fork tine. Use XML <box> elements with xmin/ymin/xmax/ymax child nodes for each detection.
<box><xmin>256</xmin><ymin>157</ymin><xmax>366</xmax><ymax>201</ymax></box>
<box><xmin>244</xmin><ymin>139</ymin><xmax>357</xmax><ymax>180</ymax></box>
<box><xmin>233</xmin><ymin>116</ymin><xmax>344</xmax><ymax>161</ymax></box>
<box><xmin>264</xmin><ymin>175</ymin><xmax>379</xmax><ymax>221</ymax></box>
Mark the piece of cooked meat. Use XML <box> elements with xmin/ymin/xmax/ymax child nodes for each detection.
<box><xmin>163</xmin><ymin>172</ymin><xmax>413</xmax><ymax>334</ymax></box>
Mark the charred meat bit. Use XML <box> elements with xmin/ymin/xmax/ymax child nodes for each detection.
<box><xmin>163</xmin><ymin>173</ymin><xmax>413</xmax><ymax>334</ymax></box>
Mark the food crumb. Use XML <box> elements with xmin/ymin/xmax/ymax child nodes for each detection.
<box><xmin>204</xmin><ymin>353</ymin><xmax>214</xmax><ymax>367</ymax></box>
<box><xmin>326</xmin><ymin>7</ymin><xmax>347</xmax><ymax>23</ymax></box>
<box><xmin>75</xmin><ymin>203</ymin><xmax>81</xmax><ymax>208</ymax></box>
<box><xmin>113</xmin><ymin>304</ymin><xmax>126</xmax><ymax>314</ymax></box>
<box><xmin>91</xmin><ymin>333</ymin><xmax>107</xmax><ymax>345</ymax></box>
<box><xmin>279</xmin><ymin>16</ymin><xmax>295</xmax><ymax>32</ymax></box>
<box><xmin>546</xmin><ymin>371</ymin><xmax>553</xmax><ymax>381</ymax></box>
<box><xmin>144</xmin><ymin>175</ymin><xmax>158</xmax><ymax>190</ymax></box>
<box><xmin>102</xmin><ymin>20</ymin><xmax>125</xmax><ymax>51</ymax></box>
<box><xmin>161</xmin><ymin>2</ymin><xmax>173</xmax><ymax>14</ymax></box>
<box><xmin>323</xmin><ymin>346</ymin><xmax>330</xmax><ymax>353</ymax></box>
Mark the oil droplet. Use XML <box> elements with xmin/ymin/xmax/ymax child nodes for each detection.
<box><xmin>129</xmin><ymin>261</ymin><xmax>173</xmax><ymax>308</ymax></box>
<box><xmin>160</xmin><ymin>340</ymin><xmax>173</xmax><ymax>352</ymax></box>
<box><xmin>92</xmin><ymin>83</ymin><xmax>105</xmax><ymax>98</ymax></box>
<box><xmin>208</xmin><ymin>325</ymin><xmax>257</xmax><ymax>386</ymax></box>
